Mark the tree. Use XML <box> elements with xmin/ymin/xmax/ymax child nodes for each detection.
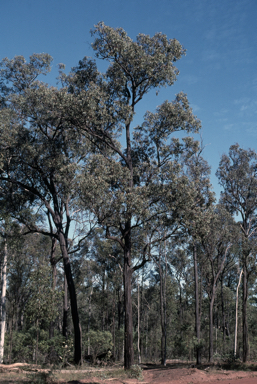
<box><xmin>0</xmin><ymin>54</ymin><xmax>95</xmax><ymax>364</ymax></box>
<box><xmin>217</xmin><ymin>144</ymin><xmax>257</xmax><ymax>362</ymax></box>
<box><xmin>67</xmin><ymin>22</ymin><xmax>201</xmax><ymax>368</ymax></box>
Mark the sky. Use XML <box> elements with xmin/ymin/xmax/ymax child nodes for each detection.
<box><xmin>1</xmin><ymin>0</ymin><xmax>257</xmax><ymax>198</ymax></box>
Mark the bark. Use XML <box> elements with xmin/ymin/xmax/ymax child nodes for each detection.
<box><xmin>123</xmin><ymin>235</ymin><xmax>134</xmax><ymax>370</ymax></box>
<box><xmin>49</xmin><ymin>237</ymin><xmax>57</xmax><ymax>339</ymax></box>
<box><xmin>158</xmin><ymin>254</ymin><xmax>166</xmax><ymax>366</ymax></box>
<box><xmin>0</xmin><ymin>238</ymin><xmax>7</xmax><ymax>363</ymax></box>
<box><xmin>209</xmin><ymin>293</ymin><xmax>215</xmax><ymax>363</ymax></box>
<box><xmin>59</xmin><ymin>232</ymin><xmax>82</xmax><ymax>365</ymax></box>
<box><xmin>87</xmin><ymin>285</ymin><xmax>93</xmax><ymax>355</ymax></box>
<box><xmin>193</xmin><ymin>244</ymin><xmax>201</xmax><ymax>365</ymax></box>
<box><xmin>242</xmin><ymin>262</ymin><xmax>248</xmax><ymax>362</ymax></box>
<box><xmin>220</xmin><ymin>274</ymin><xmax>226</xmax><ymax>346</ymax></box>
<box><xmin>137</xmin><ymin>277</ymin><xmax>141</xmax><ymax>364</ymax></box>
<box><xmin>234</xmin><ymin>268</ymin><xmax>243</xmax><ymax>357</ymax></box>
<box><xmin>62</xmin><ymin>273</ymin><xmax>68</xmax><ymax>339</ymax></box>
<box><xmin>112</xmin><ymin>291</ymin><xmax>116</xmax><ymax>361</ymax></box>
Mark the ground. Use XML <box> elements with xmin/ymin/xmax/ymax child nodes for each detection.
<box><xmin>1</xmin><ymin>361</ymin><xmax>257</xmax><ymax>384</ymax></box>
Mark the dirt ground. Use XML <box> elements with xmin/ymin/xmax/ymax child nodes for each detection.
<box><xmin>1</xmin><ymin>361</ymin><xmax>257</xmax><ymax>384</ymax></box>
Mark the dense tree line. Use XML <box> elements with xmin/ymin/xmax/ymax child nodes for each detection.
<box><xmin>0</xmin><ymin>23</ymin><xmax>257</xmax><ymax>368</ymax></box>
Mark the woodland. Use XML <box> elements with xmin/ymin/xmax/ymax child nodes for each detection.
<box><xmin>0</xmin><ymin>23</ymin><xmax>257</xmax><ymax>371</ymax></box>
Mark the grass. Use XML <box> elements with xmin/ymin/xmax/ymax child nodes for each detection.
<box><xmin>0</xmin><ymin>363</ymin><xmax>143</xmax><ymax>383</ymax></box>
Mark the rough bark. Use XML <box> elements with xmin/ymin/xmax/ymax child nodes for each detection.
<box><xmin>62</xmin><ymin>274</ymin><xmax>68</xmax><ymax>339</ymax></box>
<box><xmin>59</xmin><ymin>232</ymin><xmax>82</xmax><ymax>365</ymax></box>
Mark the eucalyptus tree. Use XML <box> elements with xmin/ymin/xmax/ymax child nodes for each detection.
<box><xmin>217</xmin><ymin>144</ymin><xmax>257</xmax><ymax>362</ymax></box>
<box><xmin>67</xmin><ymin>22</ymin><xmax>202</xmax><ymax>368</ymax></box>
<box><xmin>0</xmin><ymin>55</ymin><xmax>95</xmax><ymax>364</ymax></box>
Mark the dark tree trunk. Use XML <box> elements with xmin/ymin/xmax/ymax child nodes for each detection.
<box><xmin>123</xmin><ymin>235</ymin><xmax>134</xmax><ymax>370</ymax></box>
<box><xmin>220</xmin><ymin>274</ymin><xmax>226</xmax><ymax>347</ymax></box>
<box><xmin>62</xmin><ymin>274</ymin><xmax>68</xmax><ymax>339</ymax></box>
<box><xmin>193</xmin><ymin>245</ymin><xmax>201</xmax><ymax>365</ymax></box>
<box><xmin>242</xmin><ymin>262</ymin><xmax>248</xmax><ymax>362</ymax></box>
<box><xmin>112</xmin><ymin>291</ymin><xmax>116</xmax><ymax>361</ymax></box>
<box><xmin>49</xmin><ymin>238</ymin><xmax>57</xmax><ymax>339</ymax></box>
<box><xmin>59</xmin><ymin>232</ymin><xmax>82</xmax><ymax>365</ymax></box>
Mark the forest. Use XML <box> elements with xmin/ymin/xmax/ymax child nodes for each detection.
<box><xmin>0</xmin><ymin>23</ymin><xmax>257</xmax><ymax>370</ymax></box>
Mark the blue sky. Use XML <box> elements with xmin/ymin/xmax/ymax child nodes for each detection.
<box><xmin>1</xmin><ymin>0</ymin><xmax>257</xmax><ymax>198</ymax></box>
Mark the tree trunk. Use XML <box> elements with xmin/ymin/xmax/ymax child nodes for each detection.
<box><xmin>158</xmin><ymin>254</ymin><xmax>166</xmax><ymax>366</ymax></box>
<box><xmin>220</xmin><ymin>274</ymin><xmax>226</xmax><ymax>348</ymax></box>
<box><xmin>234</xmin><ymin>268</ymin><xmax>243</xmax><ymax>357</ymax></box>
<box><xmin>242</xmin><ymin>262</ymin><xmax>248</xmax><ymax>362</ymax></box>
<box><xmin>193</xmin><ymin>244</ymin><xmax>201</xmax><ymax>365</ymax></box>
<box><xmin>49</xmin><ymin>237</ymin><xmax>57</xmax><ymax>339</ymax></box>
<box><xmin>123</xmin><ymin>243</ymin><xmax>134</xmax><ymax>369</ymax></box>
<box><xmin>62</xmin><ymin>273</ymin><xmax>68</xmax><ymax>339</ymax></box>
<box><xmin>112</xmin><ymin>291</ymin><xmax>116</xmax><ymax>361</ymax></box>
<box><xmin>0</xmin><ymin>238</ymin><xmax>7</xmax><ymax>363</ymax></box>
<box><xmin>59</xmin><ymin>232</ymin><xmax>82</xmax><ymax>365</ymax></box>
<box><xmin>209</xmin><ymin>294</ymin><xmax>215</xmax><ymax>363</ymax></box>
<box><xmin>137</xmin><ymin>277</ymin><xmax>141</xmax><ymax>364</ymax></box>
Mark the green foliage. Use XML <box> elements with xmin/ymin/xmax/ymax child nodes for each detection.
<box><xmin>85</xmin><ymin>330</ymin><xmax>113</xmax><ymax>364</ymax></box>
<box><xmin>127</xmin><ymin>364</ymin><xmax>143</xmax><ymax>379</ymax></box>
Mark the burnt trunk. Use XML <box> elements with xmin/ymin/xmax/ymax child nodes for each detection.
<box><xmin>59</xmin><ymin>232</ymin><xmax>82</xmax><ymax>365</ymax></box>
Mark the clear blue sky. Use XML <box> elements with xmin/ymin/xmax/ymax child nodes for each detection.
<box><xmin>1</xmin><ymin>0</ymin><xmax>257</xmax><ymax>198</ymax></box>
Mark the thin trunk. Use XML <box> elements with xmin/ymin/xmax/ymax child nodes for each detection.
<box><xmin>36</xmin><ymin>318</ymin><xmax>39</xmax><ymax>365</ymax></box>
<box><xmin>193</xmin><ymin>244</ymin><xmax>201</xmax><ymax>365</ymax></box>
<box><xmin>62</xmin><ymin>273</ymin><xmax>68</xmax><ymax>339</ymax></box>
<box><xmin>123</xmin><ymin>240</ymin><xmax>134</xmax><ymax>370</ymax></box>
<box><xmin>0</xmin><ymin>238</ymin><xmax>7</xmax><ymax>363</ymax></box>
<box><xmin>59</xmin><ymin>232</ymin><xmax>82</xmax><ymax>365</ymax></box>
<box><xmin>234</xmin><ymin>268</ymin><xmax>243</xmax><ymax>357</ymax></box>
<box><xmin>88</xmin><ymin>285</ymin><xmax>93</xmax><ymax>355</ymax></box>
<box><xmin>209</xmin><ymin>294</ymin><xmax>215</xmax><ymax>363</ymax></box>
<box><xmin>163</xmin><ymin>240</ymin><xmax>167</xmax><ymax>366</ymax></box>
<box><xmin>137</xmin><ymin>277</ymin><xmax>141</xmax><ymax>364</ymax></box>
<box><xmin>242</xmin><ymin>262</ymin><xmax>248</xmax><ymax>362</ymax></box>
<box><xmin>158</xmin><ymin>253</ymin><xmax>166</xmax><ymax>366</ymax></box>
<box><xmin>49</xmin><ymin>237</ymin><xmax>57</xmax><ymax>339</ymax></box>
<box><xmin>112</xmin><ymin>291</ymin><xmax>116</xmax><ymax>361</ymax></box>
<box><xmin>221</xmin><ymin>274</ymin><xmax>226</xmax><ymax>347</ymax></box>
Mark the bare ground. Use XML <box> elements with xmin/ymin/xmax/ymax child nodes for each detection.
<box><xmin>1</xmin><ymin>361</ymin><xmax>257</xmax><ymax>384</ymax></box>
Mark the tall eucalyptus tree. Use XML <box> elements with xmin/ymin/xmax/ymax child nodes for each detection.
<box><xmin>67</xmin><ymin>23</ymin><xmax>202</xmax><ymax>368</ymax></box>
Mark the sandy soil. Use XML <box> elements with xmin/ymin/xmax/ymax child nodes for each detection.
<box><xmin>64</xmin><ymin>363</ymin><xmax>257</xmax><ymax>384</ymax></box>
<box><xmin>1</xmin><ymin>362</ymin><xmax>257</xmax><ymax>384</ymax></box>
